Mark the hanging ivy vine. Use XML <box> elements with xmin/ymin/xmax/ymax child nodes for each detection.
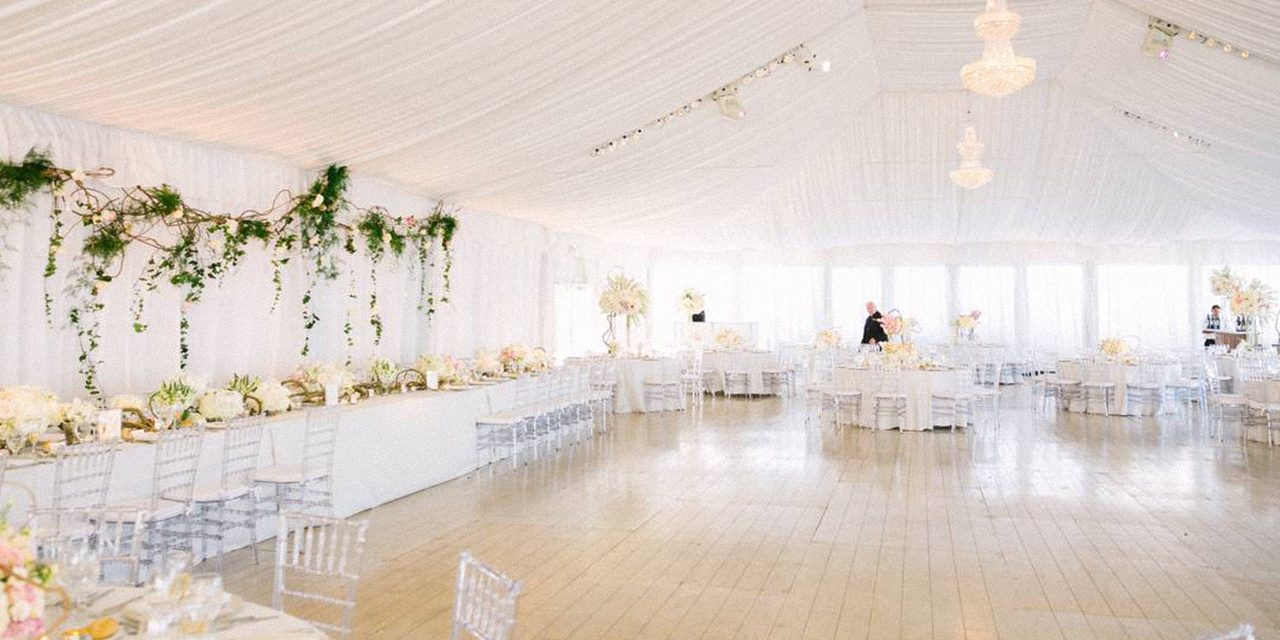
<box><xmin>0</xmin><ymin>148</ymin><xmax>459</xmax><ymax>399</ymax></box>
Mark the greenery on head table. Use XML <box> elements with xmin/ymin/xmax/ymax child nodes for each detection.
<box><xmin>0</xmin><ymin>148</ymin><xmax>460</xmax><ymax>399</ymax></box>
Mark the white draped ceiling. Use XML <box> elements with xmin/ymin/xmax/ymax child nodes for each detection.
<box><xmin>0</xmin><ymin>0</ymin><xmax>1277</xmax><ymax>250</ymax></box>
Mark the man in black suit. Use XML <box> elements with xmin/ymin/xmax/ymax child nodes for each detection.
<box><xmin>861</xmin><ymin>301</ymin><xmax>888</xmax><ymax>345</ymax></box>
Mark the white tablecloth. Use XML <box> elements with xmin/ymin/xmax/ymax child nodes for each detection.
<box><xmin>1056</xmin><ymin>360</ymin><xmax>1180</xmax><ymax>416</ymax></box>
<box><xmin>703</xmin><ymin>351</ymin><xmax>777</xmax><ymax>394</ymax></box>
<box><xmin>833</xmin><ymin>367</ymin><xmax>966</xmax><ymax>431</ymax></box>
<box><xmin>613</xmin><ymin>357</ymin><xmax>680</xmax><ymax>413</ymax></box>
<box><xmin>82</xmin><ymin>586</ymin><xmax>326</xmax><ymax>640</ymax></box>
<box><xmin>3</xmin><ymin>381</ymin><xmax>524</xmax><ymax>552</ymax></box>
<box><xmin>1241</xmin><ymin>379</ymin><xmax>1280</xmax><ymax>442</ymax></box>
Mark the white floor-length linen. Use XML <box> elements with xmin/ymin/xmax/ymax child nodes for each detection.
<box><xmin>612</xmin><ymin>357</ymin><xmax>680</xmax><ymax>413</ymax></box>
<box><xmin>4</xmin><ymin>382</ymin><xmax>521</xmax><ymax>536</ymax></box>
<box><xmin>1056</xmin><ymin>360</ymin><xmax>1181</xmax><ymax>416</ymax></box>
<box><xmin>833</xmin><ymin>366</ymin><xmax>966</xmax><ymax>431</ymax></box>
<box><xmin>702</xmin><ymin>351</ymin><xmax>777</xmax><ymax>395</ymax></box>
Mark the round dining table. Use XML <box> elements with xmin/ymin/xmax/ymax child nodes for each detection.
<box><xmin>1055</xmin><ymin>360</ymin><xmax>1181</xmax><ymax>416</ymax></box>
<box><xmin>612</xmin><ymin>356</ymin><xmax>681</xmax><ymax>412</ymax></box>
<box><xmin>64</xmin><ymin>585</ymin><xmax>326</xmax><ymax>640</ymax></box>
<box><xmin>833</xmin><ymin>366</ymin><xmax>967</xmax><ymax>431</ymax></box>
<box><xmin>702</xmin><ymin>350</ymin><xmax>778</xmax><ymax>395</ymax></box>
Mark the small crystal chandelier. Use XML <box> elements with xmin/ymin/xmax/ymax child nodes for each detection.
<box><xmin>949</xmin><ymin>125</ymin><xmax>994</xmax><ymax>189</ymax></box>
<box><xmin>961</xmin><ymin>0</ymin><xmax>1036</xmax><ymax>97</ymax></box>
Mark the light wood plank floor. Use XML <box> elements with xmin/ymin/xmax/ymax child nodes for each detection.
<box><xmin>218</xmin><ymin>390</ymin><xmax>1280</xmax><ymax>640</ymax></box>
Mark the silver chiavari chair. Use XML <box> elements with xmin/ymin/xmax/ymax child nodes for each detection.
<box><xmin>451</xmin><ymin>551</ymin><xmax>523</xmax><ymax>640</ymax></box>
<box><xmin>272</xmin><ymin>512</ymin><xmax>369</xmax><ymax>640</ymax></box>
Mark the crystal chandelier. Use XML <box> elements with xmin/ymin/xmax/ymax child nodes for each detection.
<box><xmin>961</xmin><ymin>0</ymin><xmax>1036</xmax><ymax>97</ymax></box>
<box><xmin>949</xmin><ymin>125</ymin><xmax>994</xmax><ymax>189</ymax></box>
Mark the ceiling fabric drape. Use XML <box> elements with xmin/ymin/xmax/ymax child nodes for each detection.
<box><xmin>0</xmin><ymin>0</ymin><xmax>1274</xmax><ymax>250</ymax></box>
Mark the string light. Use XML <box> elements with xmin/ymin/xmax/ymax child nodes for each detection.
<box><xmin>589</xmin><ymin>43</ymin><xmax>823</xmax><ymax>157</ymax></box>
<box><xmin>1113</xmin><ymin>107</ymin><xmax>1213</xmax><ymax>149</ymax></box>
<box><xmin>1156</xmin><ymin>15</ymin><xmax>1266</xmax><ymax>66</ymax></box>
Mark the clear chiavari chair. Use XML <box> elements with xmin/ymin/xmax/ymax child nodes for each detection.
<box><xmin>107</xmin><ymin>428</ymin><xmax>204</xmax><ymax>566</ymax></box>
<box><xmin>680</xmin><ymin>350</ymin><xmax>707</xmax><ymax>409</ymax></box>
<box><xmin>871</xmin><ymin>367</ymin><xmax>907</xmax><ymax>430</ymax></box>
<box><xmin>52</xmin><ymin>441</ymin><xmax>118</xmax><ymax>511</ymax></box>
<box><xmin>33</xmin><ymin>506</ymin><xmax>149</xmax><ymax>585</ymax></box>
<box><xmin>451</xmin><ymin>551</ymin><xmax>523</xmax><ymax>640</ymax></box>
<box><xmin>191</xmin><ymin>418</ymin><xmax>266</xmax><ymax>570</ymax></box>
<box><xmin>1205</xmin><ymin>362</ymin><xmax>1249</xmax><ymax>441</ymax></box>
<box><xmin>257</xmin><ymin>406</ymin><xmax>340</xmax><ymax>516</ymax></box>
<box><xmin>272</xmin><ymin>512</ymin><xmax>368</xmax><ymax>640</ymax></box>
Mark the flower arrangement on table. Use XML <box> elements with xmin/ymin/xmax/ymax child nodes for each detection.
<box><xmin>951</xmin><ymin>310</ymin><xmax>981</xmax><ymax>342</ymax></box>
<box><xmin>224</xmin><ymin>375</ymin><xmax>293</xmax><ymax>415</ymax></box>
<box><xmin>286</xmin><ymin>363</ymin><xmax>355</xmax><ymax>405</ymax></box>
<box><xmin>499</xmin><ymin>344</ymin><xmax>530</xmax><ymax>374</ymax></box>
<box><xmin>679</xmin><ymin>289</ymin><xmax>705</xmax><ymax>316</ymax></box>
<box><xmin>1229</xmin><ymin>278</ymin><xmax>1276</xmax><ymax>319</ymax></box>
<box><xmin>1210</xmin><ymin>265</ymin><xmax>1241</xmax><ymax>297</ymax></box>
<box><xmin>0</xmin><ymin>387</ymin><xmax>60</xmax><ymax>453</ymax></box>
<box><xmin>145</xmin><ymin>374</ymin><xmax>205</xmax><ymax>429</ymax></box>
<box><xmin>0</xmin><ymin>514</ymin><xmax>65</xmax><ymax>640</ymax></box>
<box><xmin>1099</xmin><ymin>338</ymin><xmax>1129</xmax><ymax>357</ymax></box>
<box><xmin>712</xmin><ymin>328</ymin><xmax>745</xmax><ymax>352</ymax></box>
<box><xmin>472</xmin><ymin>349</ymin><xmax>504</xmax><ymax>379</ymax></box>
<box><xmin>411</xmin><ymin>354</ymin><xmax>463</xmax><ymax>388</ymax></box>
<box><xmin>599</xmin><ymin>272</ymin><xmax>649</xmax><ymax>354</ymax></box>
<box><xmin>879</xmin><ymin>341</ymin><xmax>920</xmax><ymax>367</ymax></box>
<box><xmin>878</xmin><ymin>313</ymin><xmax>919</xmax><ymax>342</ymax></box>
<box><xmin>527</xmin><ymin>347</ymin><xmax>553</xmax><ymax>373</ymax></box>
<box><xmin>814</xmin><ymin>328</ymin><xmax>842</xmax><ymax>349</ymax></box>
<box><xmin>359</xmin><ymin>358</ymin><xmax>400</xmax><ymax>395</ymax></box>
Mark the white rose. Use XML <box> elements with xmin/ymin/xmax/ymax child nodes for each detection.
<box><xmin>311</xmin><ymin>194</ymin><xmax>325</xmax><ymax>208</ymax></box>
<box><xmin>196</xmin><ymin>389</ymin><xmax>245</xmax><ymax>422</ymax></box>
<box><xmin>208</xmin><ymin>236</ymin><xmax>226</xmax><ymax>254</ymax></box>
<box><xmin>59</xmin><ymin>398</ymin><xmax>98</xmax><ymax>427</ymax></box>
<box><xmin>226</xmin><ymin>220</ymin><xmax>239</xmax><ymax>236</ymax></box>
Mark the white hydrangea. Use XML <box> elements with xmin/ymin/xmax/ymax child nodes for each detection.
<box><xmin>108</xmin><ymin>394</ymin><xmax>147</xmax><ymax>412</ymax></box>
<box><xmin>59</xmin><ymin>398</ymin><xmax>99</xmax><ymax>428</ymax></box>
<box><xmin>253</xmin><ymin>379</ymin><xmax>293</xmax><ymax>414</ymax></box>
<box><xmin>197</xmin><ymin>389</ymin><xmax>245</xmax><ymax>422</ymax></box>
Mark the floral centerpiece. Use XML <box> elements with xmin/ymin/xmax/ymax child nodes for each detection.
<box><xmin>57</xmin><ymin>398</ymin><xmax>98</xmax><ymax>444</ymax></box>
<box><xmin>499</xmin><ymin>344</ymin><xmax>529</xmax><ymax>374</ymax></box>
<box><xmin>713</xmin><ymin>328</ymin><xmax>745</xmax><ymax>352</ymax></box>
<box><xmin>814</xmin><ymin>328</ymin><xmax>842</xmax><ymax>349</ymax></box>
<box><xmin>679</xmin><ymin>289</ymin><xmax>705</xmax><ymax>317</ymax></box>
<box><xmin>224</xmin><ymin>375</ymin><xmax>292</xmax><ymax>415</ymax></box>
<box><xmin>1229</xmin><ymin>279</ymin><xmax>1276</xmax><ymax>319</ymax></box>
<box><xmin>0</xmin><ymin>515</ymin><xmax>61</xmax><ymax>640</ymax></box>
<box><xmin>473</xmin><ymin>349</ymin><xmax>504</xmax><ymax>379</ymax></box>
<box><xmin>0</xmin><ymin>387</ymin><xmax>60</xmax><ymax>452</ymax></box>
<box><xmin>414</xmin><ymin>354</ymin><xmax>462</xmax><ymax>386</ymax></box>
<box><xmin>1099</xmin><ymin>338</ymin><xmax>1128</xmax><ymax>357</ymax></box>
<box><xmin>880</xmin><ymin>341</ymin><xmax>920</xmax><ymax>367</ymax></box>
<box><xmin>527</xmin><ymin>347</ymin><xmax>553</xmax><ymax>373</ymax></box>
<box><xmin>363</xmin><ymin>358</ymin><xmax>399</xmax><ymax>394</ymax></box>
<box><xmin>148</xmin><ymin>374</ymin><xmax>205</xmax><ymax>429</ymax></box>
<box><xmin>951</xmin><ymin>310</ymin><xmax>981</xmax><ymax>342</ymax></box>
<box><xmin>288</xmin><ymin>363</ymin><xmax>354</xmax><ymax>404</ymax></box>
<box><xmin>599</xmin><ymin>272</ymin><xmax>648</xmax><ymax>354</ymax></box>
<box><xmin>196</xmin><ymin>389</ymin><xmax>245</xmax><ymax>423</ymax></box>
<box><xmin>1210</xmin><ymin>265</ymin><xmax>1241</xmax><ymax>297</ymax></box>
<box><xmin>878</xmin><ymin>313</ymin><xmax>919</xmax><ymax>343</ymax></box>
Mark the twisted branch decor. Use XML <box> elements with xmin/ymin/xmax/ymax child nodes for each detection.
<box><xmin>0</xmin><ymin>148</ymin><xmax>460</xmax><ymax>400</ymax></box>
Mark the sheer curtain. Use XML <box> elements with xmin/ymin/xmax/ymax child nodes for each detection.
<box><xmin>892</xmin><ymin>266</ymin><xmax>949</xmax><ymax>342</ymax></box>
<box><xmin>739</xmin><ymin>265</ymin><xmax>824</xmax><ymax>348</ymax></box>
<box><xmin>1026</xmin><ymin>265</ymin><xmax>1085</xmax><ymax>352</ymax></box>
<box><xmin>553</xmin><ymin>284</ymin><xmax>604</xmax><ymax>359</ymax></box>
<box><xmin>831</xmin><ymin>267</ymin><xmax>882</xmax><ymax>342</ymax></box>
<box><xmin>1097</xmin><ymin>265</ymin><xmax>1191</xmax><ymax>350</ymax></box>
<box><xmin>955</xmin><ymin>266</ymin><xmax>1016</xmax><ymax>345</ymax></box>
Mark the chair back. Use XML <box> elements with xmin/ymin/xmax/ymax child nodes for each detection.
<box><xmin>151</xmin><ymin>428</ymin><xmax>205</xmax><ymax>509</ymax></box>
<box><xmin>222</xmin><ymin>419</ymin><xmax>266</xmax><ymax>491</ymax></box>
<box><xmin>451</xmin><ymin>551</ymin><xmax>523</xmax><ymax>640</ymax></box>
<box><xmin>303</xmin><ymin>407</ymin><xmax>341</xmax><ymax>478</ymax></box>
<box><xmin>273</xmin><ymin>512</ymin><xmax>368</xmax><ymax>639</ymax></box>
<box><xmin>52</xmin><ymin>442</ymin><xmax>118</xmax><ymax>511</ymax></box>
<box><xmin>32</xmin><ymin>506</ymin><xmax>148</xmax><ymax>585</ymax></box>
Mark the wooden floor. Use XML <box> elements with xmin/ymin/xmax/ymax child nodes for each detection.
<box><xmin>219</xmin><ymin>390</ymin><xmax>1280</xmax><ymax>640</ymax></box>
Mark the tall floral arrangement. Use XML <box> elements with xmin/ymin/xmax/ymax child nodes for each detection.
<box><xmin>599</xmin><ymin>272</ymin><xmax>648</xmax><ymax>353</ymax></box>
<box><xmin>1210</xmin><ymin>265</ymin><xmax>1241</xmax><ymax>297</ymax></box>
<box><xmin>1099</xmin><ymin>338</ymin><xmax>1128</xmax><ymax>357</ymax></box>
<box><xmin>679</xmin><ymin>289</ymin><xmax>705</xmax><ymax>316</ymax></box>
<box><xmin>1229</xmin><ymin>279</ymin><xmax>1276</xmax><ymax>319</ymax></box>
<box><xmin>878</xmin><ymin>313</ymin><xmax>919</xmax><ymax>342</ymax></box>
<box><xmin>951</xmin><ymin>310</ymin><xmax>981</xmax><ymax>342</ymax></box>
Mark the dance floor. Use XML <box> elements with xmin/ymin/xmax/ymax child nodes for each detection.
<box><xmin>219</xmin><ymin>391</ymin><xmax>1280</xmax><ymax>640</ymax></box>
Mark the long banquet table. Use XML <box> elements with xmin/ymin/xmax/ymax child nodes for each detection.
<box><xmin>4</xmin><ymin>380</ymin><xmax>523</xmax><ymax>550</ymax></box>
<box><xmin>833</xmin><ymin>366</ymin><xmax>967</xmax><ymax>431</ymax></box>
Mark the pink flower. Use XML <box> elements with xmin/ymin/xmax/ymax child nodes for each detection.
<box><xmin>0</xmin><ymin>542</ymin><xmax>25</xmax><ymax>571</ymax></box>
<box><xmin>405</xmin><ymin>216</ymin><xmax>417</xmax><ymax>226</ymax></box>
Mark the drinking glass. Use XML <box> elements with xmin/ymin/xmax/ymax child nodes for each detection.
<box><xmin>149</xmin><ymin>550</ymin><xmax>194</xmax><ymax>600</ymax></box>
<box><xmin>55</xmin><ymin>540</ymin><xmax>101</xmax><ymax>623</ymax></box>
<box><xmin>178</xmin><ymin>574</ymin><xmax>229</xmax><ymax>638</ymax></box>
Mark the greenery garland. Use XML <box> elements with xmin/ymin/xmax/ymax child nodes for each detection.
<box><xmin>0</xmin><ymin>148</ymin><xmax>460</xmax><ymax>399</ymax></box>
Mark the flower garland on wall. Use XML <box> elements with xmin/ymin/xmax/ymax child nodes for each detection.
<box><xmin>0</xmin><ymin>148</ymin><xmax>459</xmax><ymax>400</ymax></box>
